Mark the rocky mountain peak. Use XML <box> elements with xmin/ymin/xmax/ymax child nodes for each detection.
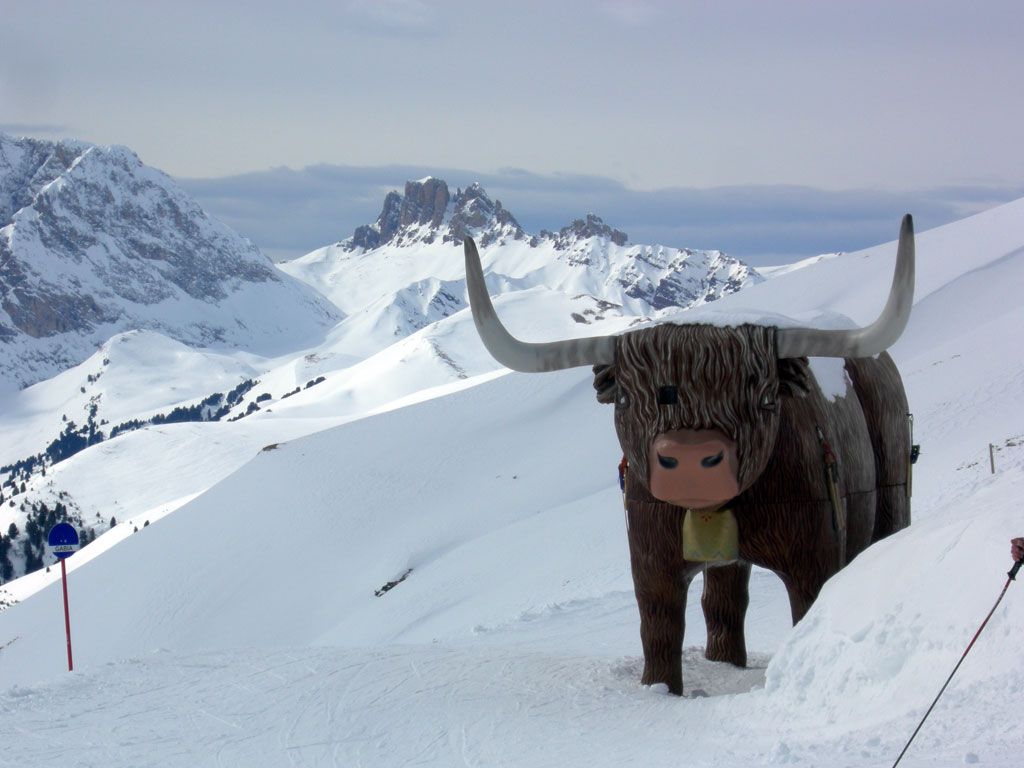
<box><xmin>344</xmin><ymin>178</ymin><xmax>525</xmax><ymax>251</ymax></box>
<box><xmin>342</xmin><ymin>178</ymin><xmax>637</xmax><ymax>255</ymax></box>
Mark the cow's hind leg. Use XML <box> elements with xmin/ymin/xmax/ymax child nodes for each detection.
<box><xmin>843</xmin><ymin>490</ymin><xmax>875</xmax><ymax>563</ymax></box>
<box><xmin>701</xmin><ymin>561</ymin><xmax>750</xmax><ymax>667</ymax></box>
<box><xmin>873</xmin><ymin>483</ymin><xmax>910</xmax><ymax>542</ymax></box>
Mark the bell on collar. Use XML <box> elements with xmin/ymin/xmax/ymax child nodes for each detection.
<box><xmin>682</xmin><ymin>507</ymin><xmax>739</xmax><ymax>563</ymax></box>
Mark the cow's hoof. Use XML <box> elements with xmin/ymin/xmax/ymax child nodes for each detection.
<box><xmin>642</xmin><ymin>669</ymin><xmax>683</xmax><ymax>696</ymax></box>
<box><xmin>704</xmin><ymin>643</ymin><xmax>747</xmax><ymax>667</ymax></box>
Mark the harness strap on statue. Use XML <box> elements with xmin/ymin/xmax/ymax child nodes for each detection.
<box><xmin>815</xmin><ymin>425</ymin><xmax>846</xmax><ymax>540</ymax></box>
<box><xmin>618</xmin><ymin>455</ymin><xmax>630</xmax><ymax>534</ymax></box>
<box><xmin>907</xmin><ymin>413</ymin><xmax>917</xmax><ymax>499</ymax></box>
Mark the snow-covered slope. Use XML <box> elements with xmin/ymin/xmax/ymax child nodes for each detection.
<box><xmin>0</xmin><ymin>288</ymin><xmax>639</xmax><ymax>570</ymax></box>
<box><xmin>0</xmin><ymin>133</ymin><xmax>339</xmax><ymax>391</ymax></box>
<box><xmin>0</xmin><ymin>198</ymin><xmax>1022</xmax><ymax>766</ymax></box>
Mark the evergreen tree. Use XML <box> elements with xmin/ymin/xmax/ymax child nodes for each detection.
<box><xmin>0</xmin><ymin>536</ymin><xmax>12</xmax><ymax>581</ymax></box>
<box><xmin>22</xmin><ymin>538</ymin><xmax>41</xmax><ymax>572</ymax></box>
<box><xmin>24</xmin><ymin>518</ymin><xmax>39</xmax><ymax>548</ymax></box>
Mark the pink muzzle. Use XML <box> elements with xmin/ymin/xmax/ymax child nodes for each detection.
<box><xmin>648</xmin><ymin>428</ymin><xmax>740</xmax><ymax>510</ymax></box>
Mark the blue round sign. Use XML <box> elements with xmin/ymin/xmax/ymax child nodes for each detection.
<box><xmin>48</xmin><ymin>523</ymin><xmax>80</xmax><ymax>560</ymax></box>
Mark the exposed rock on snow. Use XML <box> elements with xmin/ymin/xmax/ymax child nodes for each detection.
<box><xmin>542</xmin><ymin>212</ymin><xmax>628</xmax><ymax>249</ymax></box>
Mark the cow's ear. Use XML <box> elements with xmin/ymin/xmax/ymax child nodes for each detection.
<box><xmin>593</xmin><ymin>364</ymin><xmax>617</xmax><ymax>405</ymax></box>
<box><xmin>777</xmin><ymin>357</ymin><xmax>811</xmax><ymax>397</ymax></box>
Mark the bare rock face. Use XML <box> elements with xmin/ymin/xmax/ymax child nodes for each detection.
<box><xmin>350</xmin><ymin>181</ymin><xmax>451</xmax><ymax>249</ymax></box>
<box><xmin>400</xmin><ymin>178</ymin><xmax>450</xmax><ymax>232</ymax></box>
<box><xmin>351</xmin><ymin>191</ymin><xmax>403</xmax><ymax>250</ymax></box>
<box><xmin>341</xmin><ymin>178</ymin><xmax>525</xmax><ymax>250</ymax></box>
<box><xmin>0</xmin><ymin>132</ymin><xmax>339</xmax><ymax>389</ymax></box>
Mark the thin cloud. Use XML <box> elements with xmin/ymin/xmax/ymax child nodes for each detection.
<box><xmin>177</xmin><ymin>164</ymin><xmax>1024</xmax><ymax>265</ymax></box>
<box><xmin>599</xmin><ymin>1</ymin><xmax>657</xmax><ymax>27</ymax></box>
<box><xmin>346</xmin><ymin>0</ymin><xmax>438</xmax><ymax>34</ymax></box>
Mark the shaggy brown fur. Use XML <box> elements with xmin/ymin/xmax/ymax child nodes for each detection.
<box><xmin>596</xmin><ymin>323</ymin><xmax>910</xmax><ymax>695</ymax></box>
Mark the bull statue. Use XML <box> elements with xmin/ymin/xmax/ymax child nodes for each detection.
<box><xmin>464</xmin><ymin>215</ymin><xmax>915</xmax><ymax>695</ymax></box>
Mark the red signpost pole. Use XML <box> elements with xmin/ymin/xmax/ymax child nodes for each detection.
<box><xmin>60</xmin><ymin>558</ymin><xmax>74</xmax><ymax>672</ymax></box>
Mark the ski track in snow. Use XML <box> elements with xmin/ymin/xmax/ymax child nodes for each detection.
<box><xmin>3</xmin><ymin>644</ymin><xmax>1018</xmax><ymax>767</ymax></box>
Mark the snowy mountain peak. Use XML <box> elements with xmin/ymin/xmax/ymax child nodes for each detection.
<box><xmin>539</xmin><ymin>212</ymin><xmax>628</xmax><ymax>249</ymax></box>
<box><xmin>0</xmin><ymin>132</ymin><xmax>340</xmax><ymax>390</ymax></box>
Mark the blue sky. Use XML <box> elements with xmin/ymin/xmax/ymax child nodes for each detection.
<box><xmin>3</xmin><ymin>0</ymin><xmax>1022</xmax><ymax>263</ymax></box>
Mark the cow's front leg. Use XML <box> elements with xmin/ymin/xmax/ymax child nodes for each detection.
<box><xmin>701</xmin><ymin>561</ymin><xmax>750</xmax><ymax>666</ymax></box>
<box><xmin>633</xmin><ymin>567</ymin><xmax>690</xmax><ymax>695</ymax></box>
<box><xmin>627</xmin><ymin>502</ymin><xmax>694</xmax><ymax>695</ymax></box>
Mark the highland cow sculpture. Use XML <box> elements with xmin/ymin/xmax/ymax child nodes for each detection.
<box><xmin>464</xmin><ymin>216</ymin><xmax>915</xmax><ymax>695</ymax></box>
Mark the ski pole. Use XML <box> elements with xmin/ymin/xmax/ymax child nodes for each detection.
<box><xmin>890</xmin><ymin>552</ymin><xmax>1023</xmax><ymax>767</ymax></box>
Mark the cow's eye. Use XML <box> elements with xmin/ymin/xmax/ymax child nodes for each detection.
<box><xmin>658</xmin><ymin>386</ymin><xmax>678</xmax><ymax>405</ymax></box>
<box><xmin>760</xmin><ymin>392</ymin><xmax>777</xmax><ymax>410</ymax></box>
<box><xmin>701</xmin><ymin>451</ymin><xmax>724</xmax><ymax>468</ymax></box>
<box><xmin>617</xmin><ymin>391</ymin><xmax>630</xmax><ymax>408</ymax></box>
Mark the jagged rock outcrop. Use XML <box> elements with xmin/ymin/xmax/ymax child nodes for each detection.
<box><xmin>401</xmin><ymin>177</ymin><xmax>450</xmax><ymax>232</ymax></box>
<box><xmin>351</xmin><ymin>191</ymin><xmax>402</xmax><ymax>250</ymax></box>
<box><xmin>445</xmin><ymin>183</ymin><xmax>525</xmax><ymax>247</ymax></box>
<box><xmin>342</xmin><ymin>178</ymin><xmax>525</xmax><ymax>250</ymax></box>
<box><xmin>0</xmin><ymin>133</ymin><xmax>340</xmax><ymax>390</ymax></box>
<box><xmin>345</xmin><ymin>180</ymin><xmax>626</xmax><ymax>255</ymax></box>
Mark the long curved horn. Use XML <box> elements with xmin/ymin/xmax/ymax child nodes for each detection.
<box><xmin>777</xmin><ymin>214</ymin><xmax>915</xmax><ymax>359</ymax></box>
<box><xmin>464</xmin><ymin>237</ymin><xmax>616</xmax><ymax>372</ymax></box>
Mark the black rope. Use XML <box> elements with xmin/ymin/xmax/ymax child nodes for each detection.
<box><xmin>891</xmin><ymin>556</ymin><xmax>1022</xmax><ymax>767</ymax></box>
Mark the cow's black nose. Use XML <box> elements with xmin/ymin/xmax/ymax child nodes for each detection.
<box><xmin>701</xmin><ymin>451</ymin><xmax>724</xmax><ymax>468</ymax></box>
<box><xmin>657</xmin><ymin>454</ymin><xmax>679</xmax><ymax>469</ymax></box>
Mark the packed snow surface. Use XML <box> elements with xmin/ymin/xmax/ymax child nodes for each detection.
<box><xmin>1</xmin><ymin>199</ymin><xmax>1023</xmax><ymax>766</ymax></box>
